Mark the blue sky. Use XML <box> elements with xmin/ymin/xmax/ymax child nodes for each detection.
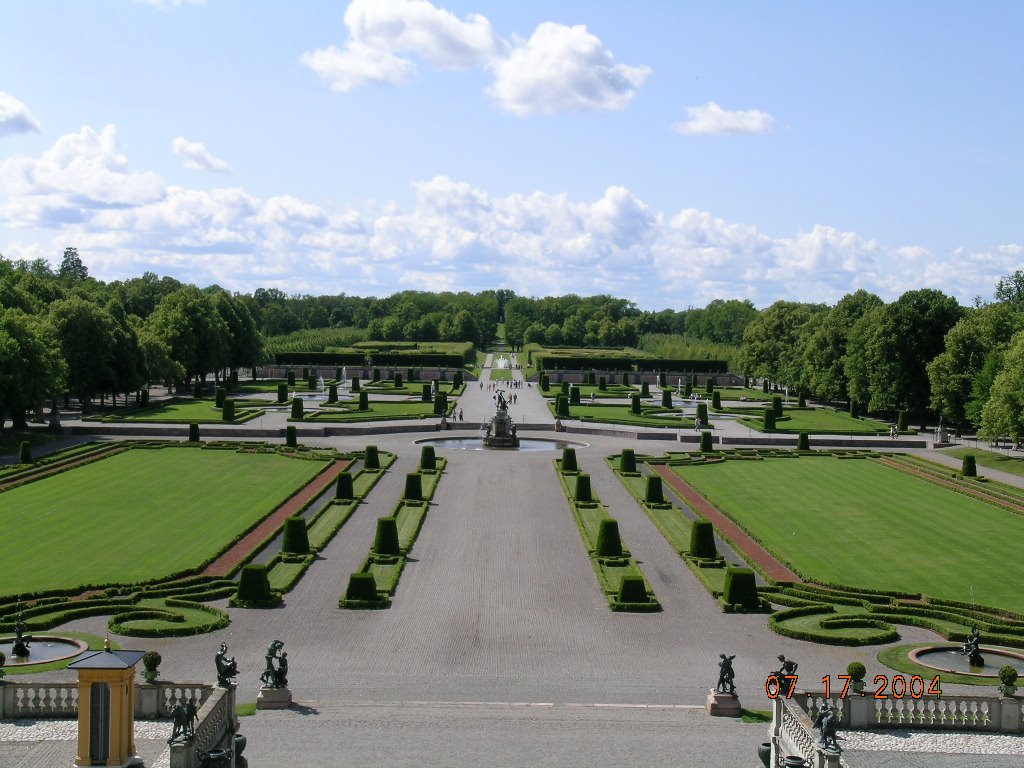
<box><xmin>1</xmin><ymin>0</ymin><xmax>1021</xmax><ymax>309</ymax></box>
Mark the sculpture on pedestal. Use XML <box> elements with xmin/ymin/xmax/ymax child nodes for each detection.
<box><xmin>215</xmin><ymin>642</ymin><xmax>238</xmax><ymax>687</ymax></box>
<box><xmin>716</xmin><ymin>654</ymin><xmax>736</xmax><ymax>695</ymax></box>
<box><xmin>260</xmin><ymin>640</ymin><xmax>288</xmax><ymax>688</ymax></box>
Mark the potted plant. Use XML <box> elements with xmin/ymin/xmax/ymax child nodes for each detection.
<box><xmin>998</xmin><ymin>665</ymin><xmax>1018</xmax><ymax>696</ymax></box>
<box><xmin>847</xmin><ymin>661</ymin><xmax>867</xmax><ymax>693</ymax></box>
<box><xmin>141</xmin><ymin>650</ymin><xmax>162</xmax><ymax>684</ymax></box>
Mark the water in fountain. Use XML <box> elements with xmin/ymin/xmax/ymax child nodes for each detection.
<box><xmin>318</xmin><ymin>375</ymin><xmax>326</xmax><ymax>394</ymax></box>
<box><xmin>495</xmin><ymin>356</ymin><xmax>509</xmax><ymax>369</ymax></box>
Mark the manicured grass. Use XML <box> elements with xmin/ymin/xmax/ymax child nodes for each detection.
<box><xmin>0</xmin><ymin>447</ymin><xmax>327</xmax><ymax>596</ymax></box>
<box><xmin>549</xmin><ymin>402</ymin><xmax>697</xmax><ymax>429</ymax></box>
<box><xmin>736</xmin><ymin>407</ymin><xmax>891</xmax><ymax>434</ymax></box>
<box><xmin>306</xmin><ymin>400</ymin><xmax>451</xmax><ymax>422</ymax></box>
<box><xmin>84</xmin><ymin>398</ymin><xmax>263</xmax><ymax>424</ymax></box>
<box><xmin>0</xmin><ymin>632</ymin><xmax>118</xmax><ymax>675</ymax></box>
<box><xmin>489</xmin><ymin>367</ymin><xmax>512</xmax><ymax>381</ymax></box>
<box><xmin>674</xmin><ymin>456</ymin><xmax>1024</xmax><ymax>614</ymax></box>
<box><xmin>941</xmin><ymin>446</ymin><xmax>1024</xmax><ymax>479</ymax></box>
<box><xmin>541</xmin><ymin>383</ymin><xmax>637</xmax><ymax>399</ymax></box>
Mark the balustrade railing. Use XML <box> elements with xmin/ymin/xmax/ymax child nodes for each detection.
<box><xmin>0</xmin><ymin>680</ymin><xmax>213</xmax><ymax>719</ymax></box>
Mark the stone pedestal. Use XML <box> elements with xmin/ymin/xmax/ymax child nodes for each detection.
<box><xmin>706</xmin><ymin>689</ymin><xmax>742</xmax><ymax>717</ymax></box>
<box><xmin>256</xmin><ymin>686</ymin><xmax>292</xmax><ymax>710</ymax></box>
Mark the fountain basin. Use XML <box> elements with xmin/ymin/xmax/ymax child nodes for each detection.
<box><xmin>0</xmin><ymin>635</ymin><xmax>89</xmax><ymax>666</ymax></box>
<box><xmin>416</xmin><ymin>437</ymin><xmax>587</xmax><ymax>452</ymax></box>
<box><xmin>911</xmin><ymin>645</ymin><xmax>1024</xmax><ymax>677</ymax></box>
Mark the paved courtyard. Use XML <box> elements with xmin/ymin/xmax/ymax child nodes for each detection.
<box><xmin>3</xmin><ymin>363</ymin><xmax>1023</xmax><ymax>767</ymax></box>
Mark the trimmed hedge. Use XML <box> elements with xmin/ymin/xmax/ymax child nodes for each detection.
<box><xmin>644</xmin><ymin>475</ymin><xmax>664</xmax><ymax>504</ymax></box>
<box><xmin>711</xmin><ymin>391</ymin><xmax>721</xmax><ymax>409</ymax></box>
<box><xmin>700</xmin><ymin>431</ymin><xmax>713</xmax><ymax>452</ymax></box>
<box><xmin>403</xmin><ymin>473</ymin><xmax>423</xmax><ymax>501</ymax></box>
<box><xmin>193</xmin><ymin>379</ymin><xmax>203</xmax><ymax>399</ymax></box>
<box><xmin>358</xmin><ymin>391</ymin><xmax>369</xmax><ymax>411</ymax></box>
<box><xmin>233</xmin><ymin>565</ymin><xmax>279</xmax><ymax>608</ymax></box>
<box><xmin>763</xmin><ymin>408</ymin><xmax>776</xmax><ymax>430</ymax></box>
<box><xmin>277</xmin><ymin>383</ymin><xmax>288</xmax><ymax>403</ymax></box>
<box><xmin>351</xmin><ymin>377</ymin><xmax>360</xmax><ymax>392</ymax></box>
<box><xmin>372</xmin><ymin>517</ymin><xmax>401</xmax><ymax>555</ymax></box>
<box><xmin>620</xmin><ymin>448</ymin><xmax>636</xmax><ymax>473</ymax></box>
<box><xmin>962</xmin><ymin>454</ymin><xmax>977</xmax><ymax>477</ymax></box>
<box><xmin>287</xmin><ymin>370</ymin><xmax>296</xmax><ymax>386</ymax></box>
<box><xmin>661</xmin><ymin>390</ymin><xmax>672</xmax><ymax>408</ymax></box>
<box><xmin>188</xmin><ymin>422</ymin><xmax>200</xmax><ymax>442</ymax></box>
<box><xmin>291</xmin><ymin>397</ymin><xmax>304</xmax><ymax>420</ymax></box>
<box><xmin>215</xmin><ymin>387</ymin><xmax>226</xmax><ymax>408</ymax></box>
<box><xmin>797</xmin><ymin>432</ymin><xmax>810</xmax><ymax>451</ymax></box>
<box><xmin>394</xmin><ymin>372</ymin><xmax>403</xmax><ymax>388</ymax></box>
<box><xmin>420</xmin><ymin>445</ymin><xmax>436</xmax><ymax>470</ymax></box>
<box><xmin>574</xmin><ymin>474</ymin><xmax>592</xmax><ymax>502</ymax></box>
<box><xmin>561</xmin><ymin>447</ymin><xmax>578</xmax><ymax>472</ymax></box>
<box><xmin>689</xmin><ymin>519</ymin><xmax>717</xmax><ymax>558</ymax></box>
<box><xmin>421</xmin><ymin>384</ymin><xmax>431</xmax><ymax>402</ymax></box>
<box><xmin>697</xmin><ymin>403</ymin><xmax>708</xmax><ymax>423</ymax></box>
<box><xmin>281</xmin><ymin>516</ymin><xmax>310</xmax><ymax>554</ymax></box>
<box><xmin>555</xmin><ymin>395</ymin><xmax>570</xmax><ymax>418</ymax></box>
<box><xmin>364</xmin><ymin>445</ymin><xmax>380</xmax><ymax>469</ymax></box>
<box><xmin>618</xmin><ymin>576</ymin><xmax>647</xmax><ymax>603</ymax></box>
<box><xmin>286</xmin><ymin>425</ymin><xmax>297</xmax><ymax>448</ymax></box>
<box><xmin>722</xmin><ymin>567</ymin><xmax>759</xmax><ymax>611</ymax></box>
<box><xmin>772</xmin><ymin>396</ymin><xmax>783</xmax><ymax>417</ymax></box>
<box><xmin>630</xmin><ymin>393</ymin><xmax>641</xmax><ymax>415</ymax></box>
<box><xmin>897</xmin><ymin>410</ymin><xmax>908</xmax><ymax>431</ymax></box>
<box><xmin>336</xmin><ymin>471</ymin><xmax>354</xmax><ymax>499</ymax></box>
<box><xmin>328</xmin><ymin>383</ymin><xmax>338</xmax><ymax>403</ymax></box>
<box><xmin>640</xmin><ymin>382</ymin><xmax>650</xmax><ymax>398</ymax></box>
<box><xmin>596</xmin><ymin>519</ymin><xmax>623</xmax><ymax>557</ymax></box>
<box><xmin>221</xmin><ymin>399</ymin><xmax>235</xmax><ymax>422</ymax></box>
<box><xmin>569</xmin><ymin>386</ymin><xmax>580</xmax><ymax>405</ymax></box>
<box><xmin>433</xmin><ymin>392</ymin><xmax>448</xmax><ymax>415</ymax></box>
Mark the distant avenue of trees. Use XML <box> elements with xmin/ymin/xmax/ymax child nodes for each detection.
<box><xmin>1</xmin><ymin>247</ymin><xmax>1022</xmax><ymax>443</ymax></box>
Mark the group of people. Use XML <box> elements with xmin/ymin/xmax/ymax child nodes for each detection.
<box><xmin>494</xmin><ymin>392</ymin><xmax>518</xmax><ymax>405</ymax></box>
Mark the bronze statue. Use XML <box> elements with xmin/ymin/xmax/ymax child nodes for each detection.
<box><xmin>168</xmin><ymin>700</ymin><xmax>198</xmax><ymax>743</ymax></box>
<box><xmin>716</xmin><ymin>654</ymin><xmax>736</xmax><ymax>695</ymax></box>
<box><xmin>961</xmin><ymin>624</ymin><xmax>984</xmax><ymax>667</ymax></box>
<box><xmin>813</xmin><ymin>703</ymin><xmax>840</xmax><ymax>751</ymax></box>
<box><xmin>260</xmin><ymin>640</ymin><xmax>288</xmax><ymax>688</ymax></box>
<box><xmin>215</xmin><ymin>642</ymin><xmax>238</xmax><ymax>687</ymax></box>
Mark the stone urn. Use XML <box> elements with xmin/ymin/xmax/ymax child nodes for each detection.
<box><xmin>141</xmin><ymin>650</ymin><xmax>161</xmax><ymax>684</ymax></box>
<box><xmin>757</xmin><ymin>742</ymin><xmax>771</xmax><ymax>767</ymax></box>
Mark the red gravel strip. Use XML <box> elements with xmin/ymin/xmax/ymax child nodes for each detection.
<box><xmin>875</xmin><ymin>457</ymin><xmax>1024</xmax><ymax>515</ymax></box>
<box><xmin>651</xmin><ymin>464</ymin><xmax>801</xmax><ymax>583</ymax></box>
<box><xmin>203</xmin><ymin>458</ymin><xmax>352</xmax><ymax>577</ymax></box>
<box><xmin>0</xmin><ymin>444</ymin><xmax>125</xmax><ymax>493</ymax></box>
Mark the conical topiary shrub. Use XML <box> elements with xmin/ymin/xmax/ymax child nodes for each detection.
<box><xmin>574</xmin><ymin>473</ymin><xmax>592</xmax><ymax>502</ymax></box>
<box><xmin>620</xmin><ymin>448</ymin><xmax>636</xmax><ymax>473</ymax></box>
<box><xmin>569</xmin><ymin>386</ymin><xmax>580</xmax><ymax>405</ymax></box>
<box><xmin>336</xmin><ymin>471</ymin><xmax>354</xmax><ymax>499</ymax></box>
<box><xmin>595</xmin><ymin>519</ymin><xmax>623</xmax><ymax>557</ymax></box>
<box><xmin>617</xmin><ymin>576</ymin><xmax>648</xmax><ymax>604</ymax></box>
<box><xmin>302</xmin><ymin>367</ymin><xmax>309</xmax><ymax>380</ymax></box>
<box><xmin>453</xmin><ymin>370</ymin><xmax>463</xmax><ymax>388</ymax></box>
<box><xmin>404</xmin><ymin>473</ymin><xmax>423</xmax><ymax>501</ymax></box>
<box><xmin>215</xmin><ymin>387</ymin><xmax>226</xmax><ymax>408</ymax></box>
<box><xmin>291</xmin><ymin>397</ymin><xmax>304</xmax><ymax>420</ymax></box>
<box><xmin>705</xmin><ymin>379</ymin><xmax>714</xmax><ymax>395</ymax></box>
<box><xmin>644</xmin><ymin>475</ymin><xmax>664</xmax><ymax>504</ymax></box>
<box><xmin>763</xmin><ymin>408</ymin><xmax>776</xmax><ymax>430</ymax></box>
<box><xmin>598</xmin><ymin>376</ymin><xmax>607</xmax><ymax>391</ymax></box>
<box><xmin>689</xmin><ymin>519</ymin><xmax>717</xmax><ymax>558</ymax></box>
<box><xmin>630</xmin><ymin>393</ymin><xmax>641</xmax><ymax>415</ymax></box>
<box><xmin>287</xmin><ymin>369</ymin><xmax>296</xmax><ymax>386</ymax></box>
<box><xmin>797</xmin><ymin>393</ymin><xmax>806</xmax><ymax>408</ymax></box>
<box><xmin>286</xmin><ymin>425</ymin><xmax>297</xmax><ymax>447</ymax></box>
<box><xmin>561</xmin><ymin>381</ymin><xmax>570</xmax><ymax>396</ymax></box>
<box><xmin>394</xmin><ymin>372</ymin><xmax>403</xmax><ymax>388</ymax></box>
<box><xmin>351</xmin><ymin>377</ymin><xmax>360</xmax><ymax>392</ymax></box>
<box><xmin>640</xmin><ymin>381</ymin><xmax>650</xmax><ymax>398</ymax></box>
<box><xmin>358</xmin><ymin>391</ymin><xmax>369</xmax><ymax>411</ymax></box>
<box><xmin>658</xmin><ymin>371</ymin><xmax>667</xmax><ymax>387</ymax></box>
<box><xmin>421</xmin><ymin>384</ymin><xmax>431</xmax><ymax>402</ymax></box>
<box><xmin>188</xmin><ymin>422</ymin><xmax>200</xmax><ymax>442</ymax></box>
<box><xmin>723</xmin><ymin>567</ymin><xmax>760</xmax><ymax>611</ymax></box>
<box><xmin>277</xmin><ymin>383</ymin><xmax>288</xmax><ymax>403</ymax></box>
<box><xmin>281</xmin><ymin>516</ymin><xmax>310</xmax><ymax>554</ymax></box>
<box><xmin>19</xmin><ymin>440</ymin><xmax>32</xmax><ymax>465</ymax></box>
<box><xmin>697</xmin><ymin>403</ymin><xmax>708</xmax><ymax>423</ymax></box>
<box><xmin>419</xmin><ymin>445</ymin><xmax>436</xmax><ymax>470</ymax></box>
<box><xmin>561</xmin><ymin>447</ymin><xmax>578</xmax><ymax>472</ymax></box>
<box><xmin>684</xmin><ymin>382</ymin><xmax>693</xmax><ymax>398</ymax></box>
<box><xmin>540</xmin><ymin>373</ymin><xmax>549</xmax><ymax>391</ymax></box>
<box><xmin>372</xmin><ymin>516</ymin><xmax>401</xmax><ymax>555</ymax></box>
<box><xmin>236</xmin><ymin>564</ymin><xmax>273</xmax><ymax>604</ymax></box>
<box><xmin>897</xmin><ymin>410</ymin><xmax>908</xmax><ymax>431</ymax></box>
<box><xmin>221</xmin><ymin>399</ymin><xmax>235</xmax><ymax>422</ymax></box>
<box><xmin>556</xmin><ymin>395</ymin><xmax>570</xmax><ymax>418</ymax></box>
<box><xmin>772</xmin><ymin>396</ymin><xmax>783</xmax><ymax>417</ymax></box>
<box><xmin>328</xmin><ymin>383</ymin><xmax>337</xmax><ymax>403</ymax></box>
<box><xmin>797</xmin><ymin>432</ymin><xmax>810</xmax><ymax>451</ymax></box>
<box><xmin>344</xmin><ymin>572</ymin><xmax>378</xmax><ymax>602</ymax></box>
<box><xmin>700</xmin><ymin>430</ymin><xmax>713</xmax><ymax>452</ymax></box>
<box><xmin>762</xmin><ymin>379</ymin><xmax>769</xmax><ymax>393</ymax></box>
<box><xmin>364</xmin><ymin>445</ymin><xmax>379</xmax><ymax>469</ymax></box>
<box><xmin>661</xmin><ymin>390</ymin><xmax>672</xmax><ymax>408</ymax></box>
<box><xmin>711</xmin><ymin>391</ymin><xmax>721</xmax><ymax>410</ymax></box>
<box><xmin>962</xmin><ymin>454</ymin><xmax>977</xmax><ymax>477</ymax></box>
<box><xmin>433</xmin><ymin>392</ymin><xmax>447</xmax><ymax>415</ymax></box>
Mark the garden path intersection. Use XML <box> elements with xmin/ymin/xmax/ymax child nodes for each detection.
<box><xmin>3</xmin><ymin>370</ymin><xmax>1024</xmax><ymax>767</ymax></box>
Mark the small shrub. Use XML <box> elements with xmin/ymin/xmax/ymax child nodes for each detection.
<box><xmin>344</xmin><ymin>572</ymin><xmax>378</xmax><ymax>601</ymax></box>
<box><xmin>700</xmin><ymin>431</ymin><xmax>713</xmax><ymax>452</ymax></box>
<box><xmin>276</xmin><ymin>383</ymin><xmax>288</xmax><ymax>403</ymax></box>
<box><xmin>142</xmin><ymin>650</ymin><xmax>162</xmax><ymax>672</ymax></box>
<box><xmin>358</xmin><ymin>392</ymin><xmax>369</xmax><ymax>411</ymax></box>
<box><xmin>684</xmin><ymin>382</ymin><xmax>693</xmax><ymax>398</ymax></box>
<box><xmin>364</xmin><ymin>445</ymin><xmax>380</xmax><ymax>469</ymax></box>
<box><xmin>697</xmin><ymin>403</ymin><xmax>708</xmax><ymax>423</ymax></box>
<box><xmin>630</xmin><ymin>394</ymin><xmax>641</xmax><ymax>415</ymax></box>
<box><xmin>618</xmin><ymin>576</ymin><xmax>647</xmax><ymax>604</ymax></box>
<box><xmin>569</xmin><ymin>386</ymin><xmax>580</xmax><ymax>405</ymax></box>
<box><xmin>281</xmin><ymin>516</ymin><xmax>310</xmax><ymax>554</ymax></box>
<box><xmin>596</xmin><ymin>519</ymin><xmax>623</xmax><ymax>557</ymax></box>
<box><xmin>453</xmin><ymin>370</ymin><xmax>463</xmax><ymax>388</ymax></box>
<box><xmin>192</xmin><ymin>379</ymin><xmax>203</xmax><ymax>399</ymax></box>
<box><xmin>18</xmin><ymin>441</ymin><xmax>32</xmax><ymax>465</ymax></box>
<box><xmin>722</xmin><ymin>567</ymin><xmax>759</xmax><ymax>611</ymax></box>
<box><xmin>772</xmin><ymin>396</ymin><xmax>783</xmax><ymax>417</ymax></box>
<box><xmin>285</xmin><ymin>425</ymin><xmax>297</xmax><ymax>447</ymax></box>
<box><xmin>689</xmin><ymin>520</ymin><xmax>717</xmax><ymax>558</ymax></box>
<box><xmin>962</xmin><ymin>454</ymin><xmax>977</xmax><ymax>477</ymax></box>
<box><xmin>763</xmin><ymin>408</ymin><xmax>776</xmax><ymax>430</ymax></box>
<box><xmin>307</xmin><ymin>374</ymin><xmax>316</xmax><ymax>390</ymax></box>
<box><xmin>372</xmin><ymin>517</ymin><xmax>401</xmax><ymax>555</ymax></box>
<box><xmin>598</xmin><ymin>376</ymin><xmax>607</xmax><ymax>391</ymax></box>
<box><xmin>644</xmin><ymin>475</ymin><xmax>664</xmax><ymax>504</ymax></box>
<box><xmin>847</xmin><ymin>661</ymin><xmax>867</xmax><ymax>681</ymax></box>
<box><xmin>561</xmin><ymin>447</ymin><xmax>578</xmax><ymax>472</ymax></box>
<box><xmin>556</xmin><ymin>395</ymin><xmax>570</xmax><ymax>418</ymax></box>
<box><xmin>215</xmin><ymin>387</ymin><xmax>226</xmax><ymax>408</ymax></box>
<box><xmin>540</xmin><ymin>373</ymin><xmax>549</xmax><ymax>392</ymax></box>
<box><xmin>188</xmin><ymin>422</ymin><xmax>200</xmax><ymax>443</ymax></box>
<box><xmin>574</xmin><ymin>474</ymin><xmax>592</xmax><ymax>502</ymax></box>
<box><xmin>328</xmin><ymin>383</ymin><xmax>338</xmax><ymax>403</ymax></box>
<box><xmin>620</xmin><ymin>448</ymin><xmax>636</xmax><ymax>473</ymax></box>
<box><xmin>336</xmin><ymin>471</ymin><xmax>354</xmax><ymax>499</ymax></box>
<box><xmin>404</xmin><ymin>473</ymin><xmax>423</xmax><ymax>501</ymax></box>
<box><xmin>661</xmin><ymin>390</ymin><xmax>672</xmax><ymax>408</ymax></box>
<box><xmin>658</xmin><ymin>372</ymin><xmax>667</xmax><ymax>387</ymax></box>
<box><xmin>291</xmin><ymin>397</ymin><xmax>304</xmax><ymax>420</ymax></box>
<box><xmin>421</xmin><ymin>384</ymin><xmax>431</xmax><ymax>402</ymax></box>
<box><xmin>705</xmin><ymin>379</ymin><xmax>714</xmax><ymax>395</ymax></box>
<box><xmin>287</xmin><ymin>370</ymin><xmax>296</xmax><ymax>386</ymax></box>
<box><xmin>561</xmin><ymin>381</ymin><xmax>570</xmax><ymax>396</ymax></box>
<box><xmin>351</xmin><ymin>377</ymin><xmax>360</xmax><ymax>392</ymax></box>
<box><xmin>335</xmin><ymin>367</ymin><xmax>342</xmax><ymax>381</ymax></box>
<box><xmin>433</xmin><ymin>392</ymin><xmax>448</xmax><ymax>415</ymax></box>
<box><xmin>897</xmin><ymin>410</ymin><xmax>908</xmax><ymax>431</ymax></box>
<box><xmin>394</xmin><ymin>372</ymin><xmax>403</xmax><ymax>388</ymax></box>
<box><xmin>712</xmin><ymin>391</ymin><xmax>721</xmax><ymax>410</ymax></box>
<box><xmin>236</xmin><ymin>565</ymin><xmax>273</xmax><ymax>603</ymax></box>
<box><xmin>372</xmin><ymin>368</ymin><xmax>381</xmax><ymax>382</ymax></box>
<box><xmin>762</xmin><ymin>379</ymin><xmax>769</xmax><ymax>393</ymax></box>
<box><xmin>640</xmin><ymin>382</ymin><xmax>650</xmax><ymax>398</ymax></box>
<box><xmin>221</xmin><ymin>399</ymin><xmax>235</xmax><ymax>422</ymax></box>
<box><xmin>420</xmin><ymin>445</ymin><xmax>436</xmax><ymax>470</ymax></box>
<box><xmin>999</xmin><ymin>665</ymin><xmax>1019</xmax><ymax>686</ymax></box>
<box><xmin>797</xmin><ymin>432</ymin><xmax>810</xmax><ymax>451</ymax></box>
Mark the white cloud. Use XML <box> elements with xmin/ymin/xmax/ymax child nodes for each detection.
<box><xmin>171</xmin><ymin>137</ymin><xmax>231</xmax><ymax>174</ymax></box>
<box><xmin>0</xmin><ymin>93</ymin><xmax>42</xmax><ymax>136</ymax></box>
<box><xmin>3</xmin><ymin>125</ymin><xmax>1019</xmax><ymax>308</ymax></box>
<box><xmin>301</xmin><ymin>2</ymin><xmax>649</xmax><ymax>115</ymax></box>
<box><xmin>673</xmin><ymin>101</ymin><xmax>776</xmax><ymax>136</ymax></box>
<box><xmin>487</xmin><ymin>22</ymin><xmax>650</xmax><ymax>116</ymax></box>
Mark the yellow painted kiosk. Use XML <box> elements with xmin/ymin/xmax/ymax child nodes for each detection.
<box><xmin>68</xmin><ymin>641</ymin><xmax>145</xmax><ymax>767</ymax></box>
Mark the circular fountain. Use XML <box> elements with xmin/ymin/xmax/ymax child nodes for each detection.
<box><xmin>0</xmin><ymin>636</ymin><xmax>88</xmax><ymax>667</ymax></box>
<box><xmin>911</xmin><ymin>646</ymin><xmax>1024</xmax><ymax>678</ymax></box>
<box><xmin>416</xmin><ymin>436</ymin><xmax>586</xmax><ymax>452</ymax></box>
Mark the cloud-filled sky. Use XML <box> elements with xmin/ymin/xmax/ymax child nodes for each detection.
<box><xmin>1</xmin><ymin>1</ymin><xmax>1022</xmax><ymax>309</ymax></box>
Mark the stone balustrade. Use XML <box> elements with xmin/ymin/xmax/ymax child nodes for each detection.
<box><xmin>0</xmin><ymin>680</ymin><xmax>213</xmax><ymax>720</ymax></box>
<box><xmin>168</xmin><ymin>685</ymin><xmax>238</xmax><ymax>768</ymax></box>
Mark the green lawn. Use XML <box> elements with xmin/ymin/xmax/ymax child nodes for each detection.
<box><xmin>306</xmin><ymin>400</ymin><xmax>449</xmax><ymax>422</ymax></box>
<box><xmin>489</xmin><ymin>368</ymin><xmax>512</xmax><ymax>381</ymax></box>
<box><xmin>0</xmin><ymin>447</ymin><xmax>327</xmax><ymax>596</ymax></box>
<box><xmin>551</xmin><ymin>402</ymin><xmax>696</xmax><ymax>429</ymax></box>
<box><xmin>737</xmin><ymin>407</ymin><xmax>891</xmax><ymax>434</ymax></box>
<box><xmin>674</xmin><ymin>457</ymin><xmax>1024</xmax><ymax>614</ymax></box>
<box><xmin>542</xmin><ymin>384</ymin><xmax>637</xmax><ymax>399</ymax></box>
<box><xmin>84</xmin><ymin>398</ymin><xmax>262</xmax><ymax>424</ymax></box>
<box><xmin>941</xmin><ymin>446</ymin><xmax>1024</xmax><ymax>479</ymax></box>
